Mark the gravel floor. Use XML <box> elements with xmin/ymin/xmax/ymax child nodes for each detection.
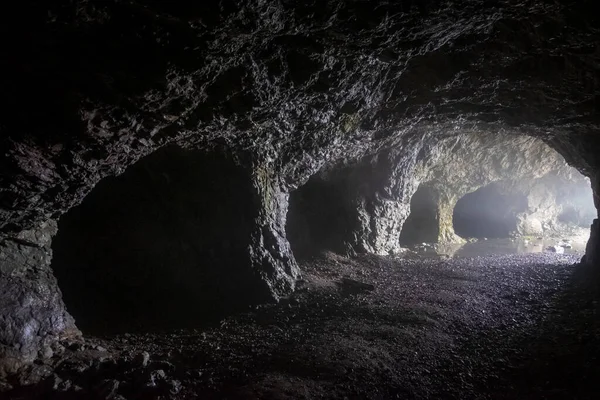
<box><xmin>2</xmin><ymin>251</ymin><xmax>599</xmax><ymax>399</ymax></box>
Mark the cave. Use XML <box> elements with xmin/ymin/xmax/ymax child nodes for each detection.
<box><xmin>453</xmin><ymin>183</ymin><xmax>529</xmax><ymax>239</ymax></box>
<box><xmin>51</xmin><ymin>145</ymin><xmax>277</xmax><ymax>334</ymax></box>
<box><xmin>286</xmin><ymin>178</ymin><xmax>335</xmax><ymax>259</ymax></box>
<box><xmin>286</xmin><ymin>174</ymin><xmax>361</xmax><ymax>258</ymax></box>
<box><xmin>399</xmin><ymin>185</ymin><xmax>439</xmax><ymax>245</ymax></box>
<box><xmin>2</xmin><ymin>1</ymin><xmax>600</xmax><ymax>398</ymax></box>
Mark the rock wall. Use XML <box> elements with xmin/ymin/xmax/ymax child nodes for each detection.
<box><xmin>0</xmin><ymin>221</ymin><xmax>79</xmax><ymax>376</ymax></box>
<box><xmin>287</xmin><ymin>133</ymin><xmax>432</xmax><ymax>256</ymax></box>
<box><xmin>402</xmin><ymin>134</ymin><xmax>593</xmax><ymax>243</ymax></box>
<box><xmin>512</xmin><ymin>172</ymin><xmax>595</xmax><ymax>237</ymax></box>
<box><xmin>289</xmin><ymin>132</ymin><xmax>593</xmax><ymax>253</ymax></box>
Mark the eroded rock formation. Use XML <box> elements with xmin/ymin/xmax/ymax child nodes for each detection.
<box><xmin>289</xmin><ymin>133</ymin><xmax>593</xmax><ymax>254</ymax></box>
<box><xmin>1</xmin><ymin>0</ymin><xmax>599</xmax><ymax>370</ymax></box>
<box><xmin>405</xmin><ymin>134</ymin><xmax>593</xmax><ymax>243</ymax></box>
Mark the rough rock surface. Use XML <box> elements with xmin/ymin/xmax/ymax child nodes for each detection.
<box><xmin>2</xmin><ymin>0</ymin><xmax>599</xmax><ymax>239</ymax></box>
<box><xmin>289</xmin><ymin>133</ymin><xmax>594</xmax><ymax>255</ymax></box>
<box><xmin>0</xmin><ymin>221</ymin><xmax>79</xmax><ymax>376</ymax></box>
<box><xmin>413</xmin><ymin>134</ymin><xmax>593</xmax><ymax>243</ymax></box>
<box><xmin>1</xmin><ymin>0</ymin><xmax>599</xmax><ymax>367</ymax></box>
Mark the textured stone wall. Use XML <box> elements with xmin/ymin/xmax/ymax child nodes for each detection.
<box><xmin>0</xmin><ymin>221</ymin><xmax>79</xmax><ymax>376</ymax></box>
<box><xmin>289</xmin><ymin>133</ymin><xmax>593</xmax><ymax>252</ymax></box>
<box><xmin>406</xmin><ymin>134</ymin><xmax>593</xmax><ymax>243</ymax></box>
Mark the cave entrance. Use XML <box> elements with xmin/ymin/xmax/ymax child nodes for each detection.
<box><xmin>399</xmin><ymin>185</ymin><xmax>439</xmax><ymax>245</ymax></box>
<box><xmin>51</xmin><ymin>145</ymin><xmax>260</xmax><ymax>334</ymax></box>
<box><xmin>453</xmin><ymin>183</ymin><xmax>528</xmax><ymax>239</ymax></box>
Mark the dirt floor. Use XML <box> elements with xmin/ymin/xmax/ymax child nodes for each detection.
<box><xmin>2</xmin><ymin>250</ymin><xmax>600</xmax><ymax>399</ymax></box>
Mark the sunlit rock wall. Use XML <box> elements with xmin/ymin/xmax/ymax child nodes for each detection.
<box><xmin>415</xmin><ymin>133</ymin><xmax>592</xmax><ymax>243</ymax></box>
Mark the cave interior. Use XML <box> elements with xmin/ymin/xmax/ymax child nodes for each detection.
<box><xmin>1</xmin><ymin>0</ymin><xmax>599</xmax><ymax>398</ymax></box>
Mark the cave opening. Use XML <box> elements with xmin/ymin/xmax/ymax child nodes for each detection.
<box><xmin>453</xmin><ymin>183</ymin><xmax>528</xmax><ymax>239</ymax></box>
<box><xmin>399</xmin><ymin>184</ymin><xmax>439</xmax><ymax>245</ymax></box>
<box><xmin>51</xmin><ymin>145</ymin><xmax>262</xmax><ymax>335</ymax></box>
<box><xmin>286</xmin><ymin>175</ymin><xmax>354</xmax><ymax>258</ymax></box>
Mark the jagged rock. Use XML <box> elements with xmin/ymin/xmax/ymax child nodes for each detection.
<box><xmin>15</xmin><ymin>364</ymin><xmax>54</xmax><ymax>387</ymax></box>
<box><xmin>68</xmin><ymin>342</ymin><xmax>85</xmax><ymax>352</ymax></box>
<box><xmin>169</xmin><ymin>379</ymin><xmax>182</xmax><ymax>395</ymax></box>
<box><xmin>147</xmin><ymin>369</ymin><xmax>166</xmax><ymax>387</ymax></box>
<box><xmin>54</xmin><ymin>376</ymin><xmax>73</xmax><ymax>392</ymax></box>
<box><xmin>0</xmin><ymin>221</ymin><xmax>80</xmax><ymax>376</ymax></box>
<box><xmin>149</xmin><ymin>360</ymin><xmax>175</xmax><ymax>373</ymax></box>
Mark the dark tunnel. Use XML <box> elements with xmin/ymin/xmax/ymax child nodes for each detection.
<box><xmin>286</xmin><ymin>175</ymin><xmax>356</xmax><ymax>258</ymax></box>
<box><xmin>51</xmin><ymin>145</ymin><xmax>262</xmax><ymax>334</ymax></box>
<box><xmin>2</xmin><ymin>0</ymin><xmax>600</xmax><ymax>397</ymax></box>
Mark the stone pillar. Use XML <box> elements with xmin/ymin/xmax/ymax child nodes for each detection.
<box><xmin>584</xmin><ymin>219</ymin><xmax>600</xmax><ymax>265</ymax></box>
<box><xmin>248</xmin><ymin>165</ymin><xmax>300</xmax><ymax>300</ymax></box>
<box><xmin>436</xmin><ymin>196</ymin><xmax>465</xmax><ymax>244</ymax></box>
<box><xmin>583</xmin><ymin>175</ymin><xmax>600</xmax><ymax>265</ymax></box>
<box><xmin>358</xmin><ymin>196</ymin><xmax>409</xmax><ymax>255</ymax></box>
<box><xmin>0</xmin><ymin>220</ymin><xmax>80</xmax><ymax>376</ymax></box>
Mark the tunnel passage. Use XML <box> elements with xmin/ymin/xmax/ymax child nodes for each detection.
<box><xmin>399</xmin><ymin>185</ymin><xmax>439</xmax><ymax>245</ymax></box>
<box><xmin>51</xmin><ymin>145</ymin><xmax>265</xmax><ymax>334</ymax></box>
<box><xmin>453</xmin><ymin>184</ymin><xmax>528</xmax><ymax>239</ymax></box>
<box><xmin>286</xmin><ymin>175</ymin><xmax>357</xmax><ymax>258</ymax></box>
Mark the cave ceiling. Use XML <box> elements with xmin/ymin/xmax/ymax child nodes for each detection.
<box><xmin>0</xmin><ymin>0</ymin><xmax>599</xmax><ymax>234</ymax></box>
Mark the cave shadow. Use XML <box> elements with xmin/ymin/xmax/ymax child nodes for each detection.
<box><xmin>51</xmin><ymin>145</ymin><xmax>261</xmax><ymax>335</ymax></box>
<box><xmin>470</xmin><ymin>261</ymin><xmax>600</xmax><ymax>398</ymax></box>
<box><xmin>286</xmin><ymin>175</ymin><xmax>356</xmax><ymax>259</ymax></box>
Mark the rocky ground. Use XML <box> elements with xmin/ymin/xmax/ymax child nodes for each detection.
<box><xmin>2</xmin><ymin>251</ymin><xmax>599</xmax><ymax>399</ymax></box>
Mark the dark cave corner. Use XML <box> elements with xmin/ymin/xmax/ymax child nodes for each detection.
<box><xmin>51</xmin><ymin>145</ymin><xmax>294</xmax><ymax>335</ymax></box>
<box><xmin>453</xmin><ymin>184</ymin><xmax>528</xmax><ymax>240</ymax></box>
<box><xmin>399</xmin><ymin>185</ymin><xmax>439</xmax><ymax>246</ymax></box>
<box><xmin>286</xmin><ymin>175</ymin><xmax>357</xmax><ymax>259</ymax></box>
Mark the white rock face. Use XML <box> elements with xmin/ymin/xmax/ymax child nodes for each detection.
<box><xmin>518</xmin><ymin>217</ymin><xmax>544</xmax><ymax>237</ymax></box>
